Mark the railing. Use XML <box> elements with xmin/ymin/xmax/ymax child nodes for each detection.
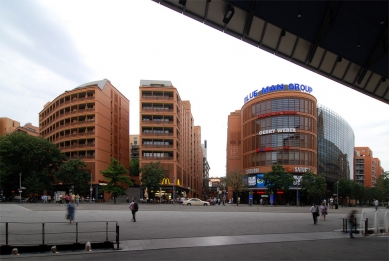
<box><xmin>142</xmin><ymin>120</ymin><xmax>174</xmax><ymax>124</ymax></box>
<box><xmin>142</xmin><ymin>132</ymin><xmax>174</xmax><ymax>136</ymax></box>
<box><xmin>0</xmin><ymin>221</ymin><xmax>119</xmax><ymax>251</ymax></box>
<box><xmin>141</xmin><ymin>96</ymin><xmax>173</xmax><ymax>100</ymax></box>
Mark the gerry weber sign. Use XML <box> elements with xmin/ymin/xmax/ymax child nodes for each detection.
<box><xmin>244</xmin><ymin>83</ymin><xmax>313</xmax><ymax>104</ymax></box>
<box><xmin>258</xmin><ymin>128</ymin><xmax>296</xmax><ymax>135</ymax></box>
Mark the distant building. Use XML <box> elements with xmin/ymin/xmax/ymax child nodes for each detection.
<box><xmin>0</xmin><ymin>118</ymin><xmax>39</xmax><ymax>137</ymax></box>
<box><xmin>0</xmin><ymin>117</ymin><xmax>20</xmax><ymax>136</ymax></box>
<box><xmin>355</xmin><ymin>147</ymin><xmax>383</xmax><ymax>187</ymax></box>
<box><xmin>129</xmin><ymin>134</ymin><xmax>140</xmax><ymax>186</ymax></box>
<box><xmin>39</xmin><ymin>79</ymin><xmax>130</xmax><ymax>200</ymax></box>
<box><xmin>202</xmin><ymin>140</ymin><xmax>211</xmax><ymax>199</ymax></box>
<box><xmin>13</xmin><ymin>123</ymin><xmax>39</xmax><ymax>137</ymax></box>
<box><xmin>139</xmin><ymin>80</ymin><xmax>204</xmax><ymax>200</ymax></box>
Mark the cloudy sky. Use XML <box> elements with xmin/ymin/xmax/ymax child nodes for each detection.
<box><xmin>1</xmin><ymin>0</ymin><xmax>388</xmax><ymax>175</ymax></box>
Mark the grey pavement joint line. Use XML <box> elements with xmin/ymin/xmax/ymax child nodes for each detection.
<box><xmin>120</xmin><ymin>231</ymin><xmax>347</xmax><ymax>251</ymax></box>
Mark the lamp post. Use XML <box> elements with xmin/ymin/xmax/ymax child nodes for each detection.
<box><xmin>19</xmin><ymin>173</ymin><xmax>21</xmax><ymax>203</ymax></box>
<box><xmin>172</xmin><ymin>176</ymin><xmax>175</xmax><ymax>205</ymax></box>
<box><xmin>90</xmin><ymin>174</ymin><xmax>92</xmax><ymax>203</ymax></box>
<box><xmin>296</xmin><ymin>176</ymin><xmax>299</xmax><ymax>207</ymax></box>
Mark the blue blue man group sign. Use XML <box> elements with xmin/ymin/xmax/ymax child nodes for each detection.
<box><xmin>244</xmin><ymin>83</ymin><xmax>313</xmax><ymax>104</ymax></box>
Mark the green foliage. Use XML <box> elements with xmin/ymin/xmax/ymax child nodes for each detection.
<box><xmin>130</xmin><ymin>158</ymin><xmax>140</xmax><ymax>177</ymax></box>
<box><xmin>334</xmin><ymin>178</ymin><xmax>354</xmax><ymax>204</ymax></box>
<box><xmin>351</xmin><ymin>182</ymin><xmax>364</xmax><ymax>204</ymax></box>
<box><xmin>55</xmin><ymin>159</ymin><xmax>91</xmax><ymax>195</ymax></box>
<box><xmin>363</xmin><ymin>186</ymin><xmax>380</xmax><ymax>203</ymax></box>
<box><xmin>24</xmin><ymin>170</ymin><xmax>54</xmax><ymax>196</ymax></box>
<box><xmin>0</xmin><ymin>132</ymin><xmax>66</xmax><ymax>195</ymax></box>
<box><xmin>99</xmin><ymin>158</ymin><xmax>133</xmax><ymax>204</ymax></box>
<box><xmin>225</xmin><ymin>168</ymin><xmax>245</xmax><ymax>206</ymax></box>
<box><xmin>139</xmin><ymin>161</ymin><xmax>165</xmax><ymax>198</ymax></box>
<box><xmin>375</xmin><ymin>174</ymin><xmax>389</xmax><ymax>202</ymax></box>
<box><xmin>300</xmin><ymin>171</ymin><xmax>327</xmax><ymax>197</ymax></box>
<box><xmin>263</xmin><ymin>164</ymin><xmax>294</xmax><ymax>206</ymax></box>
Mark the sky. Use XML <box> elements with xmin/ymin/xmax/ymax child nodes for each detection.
<box><xmin>1</xmin><ymin>0</ymin><xmax>388</xmax><ymax>176</ymax></box>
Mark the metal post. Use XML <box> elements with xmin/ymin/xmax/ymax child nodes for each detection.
<box><xmin>6</xmin><ymin>222</ymin><xmax>8</xmax><ymax>245</ymax></box>
<box><xmin>76</xmin><ymin>222</ymin><xmax>78</xmax><ymax>243</ymax></box>
<box><xmin>42</xmin><ymin>223</ymin><xmax>45</xmax><ymax>245</ymax></box>
<box><xmin>365</xmin><ymin>218</ymin><xmax>368</xmax><ymax>236</ymax></box>
<box><xmin>19</xmin><ymin>173</ymin><xmax>21</xmax><ymax>203</ymax></box>
<box><xmin>106</xmin><ymin>222</ymin><xmax>108</xmax><ymax>242</ymax></box>
<box><xmin>116</xmin><ymin>223</ymin><xmax>119</xmax><ymax>249</ymax></box>
<box><xmin>173</xmin><ymin>176</ymin><xmax>175</xmax><ymax>205</ymax></box>
<box><xmin>90</xmin><ymin>174</ymin><xmax>92</xmax><ymax>203</ymax></box>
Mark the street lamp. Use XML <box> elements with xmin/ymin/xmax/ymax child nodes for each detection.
<box><xmin>90</xmin><ymin>174</ymin><xmax>92</xmax><ymax>203</ymax></box>
<box><xmin>172</xmin><ymin>176</ymin><xmax>175</xmax><ymax>205</ymax></box>
<box><xmin>19</xmin><ymin>173</ymin><xmax>21</xmax><ymax>203</ymax></box>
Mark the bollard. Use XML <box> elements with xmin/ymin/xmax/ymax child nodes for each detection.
<box><xmin>365</xmin><ymin>218</ymin><xmax>368</xmax><ymax>236</ymax></box>
<box><xmin>116</xmin><ymin>223</ymin><xmax>120</xmax><ymax>249</ymax></box>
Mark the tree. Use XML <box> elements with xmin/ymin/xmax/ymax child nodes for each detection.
<box><xmin>0</xmin><ymin>132</ymin><xmax>66</xmax><ymax>196</ymax></box>
<box><xmin>55</xmin><ymin>159</ymin><xmax>91</xmax><ymax>195</ymax></box>
<box><xmin>334</xmin><ymin>178</ymin><xmax>354</xmax><ymax>206</ymax></box>
<box><xmin>375</xmin><ymin>174</ymin><xmax>389</xmax><ymax>204</ymax></box>
<box><xmin>139</xmin><ymin>162</ymin><xmax>165</xmax><ymax>200</ymax></box>
<box><xmin>130</xmin><ymin>158</ymin><xmax>140</xmax><ymax>177</ymax></box>
<box><xmin>300</xmin><ymin>171</ymin><xmax>327</xmax><ymax>202</ymax></box>
<box><xmin>351</xmin><ymin>182</ymin><xmax>364</xmax><ymax>206</ymax></box>
<box><xmin>225</xmin><ymin>168</ymin><xmax>245</xmax><ymax>206</ymax></box>
<box><xmin>24</xmin><ymin>170</ymin><xmax>54</xmax><ymax>200</ymax></box>
<box><xmin>99</xmin><ymin>158</ymin><xmax>133</xmax><ymax>204</ymax></box>
<box><xmin>263</xmin><ymin>163</ymin><xmax>294</xmax><ymax>206</ymax></box>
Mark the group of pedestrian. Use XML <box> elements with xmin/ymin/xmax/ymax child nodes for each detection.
<box><xmin>310</xmin><ymin>200</ymin><xmax>329</xmax><ymax>224</ymax></box>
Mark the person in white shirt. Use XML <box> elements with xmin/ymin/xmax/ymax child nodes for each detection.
<box><xmin>330</xmin><ymin>197</ymin><xmax>334</xmax><ymax>209</ymax></box>
<box><xmin>374</xmin><ymin>199</ymin><xmax>379</xmax><ymax>211</ymax></box>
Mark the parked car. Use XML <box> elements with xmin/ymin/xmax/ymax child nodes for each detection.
<box><xmin>182</xmin><ymin>198</ymin><xmax>210</xmax><ymax>206</ymax></box>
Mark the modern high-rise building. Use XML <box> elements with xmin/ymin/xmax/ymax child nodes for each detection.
<box><xmin>355</xmin><ymin>147</ymin><xmax>383</xmax><ymax>187</ymax></box>
<box><xmin>317</xmin><ymin>104</ymin><xmax>355</xmax><ymax>183</ymax></box>
<box><xmin>139</xmin><ymin>80</ymin><xmax>204</xmax><ymax>200</ymax></box>
<box><xmin>39</xmin><ymin>79</ymin><xmax>129</xmax><ymax>200</ymax></box>
<box><xmin>226</xmin><ymin>83</ymin><xmax>355</xmax><ymax>205</ymax></box>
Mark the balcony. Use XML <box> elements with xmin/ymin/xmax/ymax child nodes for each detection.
<box><xmin>142</xmin><ymin>132</ymin><xmax>174</xmax><ymax>136</ymax></box>
<box><xmin>141</xmin><ymin>107</ymin><xmax>174</xmax><ymax>112</ymax></box>
<box><xmin>142</xmin><ymin>144</ymin><xmax>174</xmax><ymax>148</ymax></box>
<box><xmin>142</xmin><ymin>156</ymin><xmax>174</xmax><ymax>160</ymax></box>
<box><xmin>141</xmin><ymin>95</ymin><xmax>174</xmax><ymax>100</ymax></box>
<box><xmin>141</xmin><ymin>120</ymin><xmax>173</xmax><ymax>125</ymax></box>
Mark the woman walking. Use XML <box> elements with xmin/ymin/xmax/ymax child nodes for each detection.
<box><xmin>320</xmin><ymin>202</ymin><xmax>328</xmax><ymax>220</ymax></box>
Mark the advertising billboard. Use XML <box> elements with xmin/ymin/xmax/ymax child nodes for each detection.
<box><xmin>256</xmin><ymin>174</ymin><xmax>266</xmax><ymax>189</ymax></box>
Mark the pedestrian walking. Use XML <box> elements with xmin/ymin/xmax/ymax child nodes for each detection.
<box><xmin>47</xmin><ymin>195</ymin><xmax>51</xmax><ymax>203</ymax></box>
<box><xmin>67</xmin><ymin>199</ymin><xmax>76</xmax><ymax>224</ymax></box>
<box><xmin>374</xmin><ymin>199</ymin><xmax>379</xmax><ymax>211</ymax></box>
<box><xmin>310</xmin><ymin>203</ymin><xmax>319</xmax><ymax>224</ymax></box>
<box><xmin>348</xmin><ymin>210</ymin><xmax>357</xmax><ymax>238</ymax></box>
<box><xmin>330</xmin><ymin>197</ymin><xmax>334</xmax><ymax>209</ymax></box>
<box><xmin>129</xmin><ymin>197</ymin><xmax>139</xmax><ymax>222</ymax></box>
<box><xmin>75</xmin><ymin>194</ymin><xmax>80</xmax><ymax>206</ymax></box>
<box><xmin>65</xmin><ymin>194</ymin><xmax>69</xmax><ymax>205</ymax></box>
<box><xmin>320</xmin><ymin>202</ymin><xmax>328</xmax><ymax>220</ymax></box>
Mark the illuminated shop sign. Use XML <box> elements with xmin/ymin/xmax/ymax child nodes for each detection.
<box><xmin>248</xmin><ymin>176</ymin><xmax>256</xmax><ymax>187</ymax></box>
<box><xmin>285</xmin><ymin>167</ymin><xmax>311</xmax><ymax>173</ymax></box>
<box><xmin>258</xmin><ymin>128</ymin><xmax>296</xmax><ymax>135</ymax></box>
<box><xmin>294</xmin><ymin>167</ymin><xmax>311</xmax><ymax>173</ymax></box>
<box><xmin>244</xmin><ymin>83</ymin><xmax>313</xmax><ymax>104</ymax></box>
<box><xmin>256</xmin><ymin>146</ymin><xmax>290</xmax><ymax>152</ymax></box>
<box><xmin>258</xmin><ymin>111</ymin><xmax>297</xmax><ymax>119</ymax></box>
<box><xmin>257</xmin><ymin>174</ymin><xmax>265</xmax><ymax>188</ymax></box>
<box><xmin>246</xmin><ymin>168</ymin><xmax>260</xmax><ymax>174</ymax></box>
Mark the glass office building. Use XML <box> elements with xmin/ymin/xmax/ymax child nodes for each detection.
<box><xmin>317</xmin><ymin>104</ymin><xmax>355</xmax><ymax>183</ymax></box>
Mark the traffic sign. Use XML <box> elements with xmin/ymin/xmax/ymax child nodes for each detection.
<box><xmin>20</xmin><ymin>187</ymin><xmax>26</xmax><ymax>189</ymax></box>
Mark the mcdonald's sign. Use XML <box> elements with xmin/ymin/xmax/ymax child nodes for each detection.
<box><xmin>161</xmin><ymin>178</ymin><xmax>170</xmax><ymax>185</ymax></box>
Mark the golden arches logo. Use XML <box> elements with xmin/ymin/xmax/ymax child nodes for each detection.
<box><xmin>161</xmin><ymin>178</ymin><xmax>170</xmax><ymax>185</ymax></box>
